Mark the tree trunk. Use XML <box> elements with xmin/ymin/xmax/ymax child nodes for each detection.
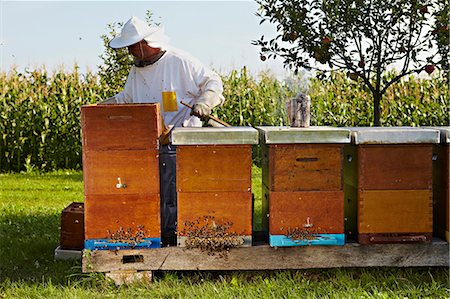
<box><xmin>373</xmin><ymin>92</ymin><xmax>381</xmax><ymax>126</ymax></box>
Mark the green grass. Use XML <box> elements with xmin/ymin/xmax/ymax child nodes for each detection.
<box><xmin>0</xmin><ymin>169</ymin><xmax>449</xmax><ymax>298</ymax></box>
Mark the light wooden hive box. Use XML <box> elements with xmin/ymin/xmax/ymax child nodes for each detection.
<box><xmin>81</xmin><ymin>104</ymin><xmax>162</xmax><ymax>250</ymax></box>
<box><xmin>257</xmin><ymin>126</ymin><xmax>351</xmax><ymax>246</ymax></box>
<box><xmin>343</xmin><ymin>127</ymin><xmax>440</xmax><ymax>244</ymax></box>
<box><xmin>172</xmin><ymin>127</ymin><xmax>258</xmax><ymax>247</ymax></box>
<box><xmin>432</xmin><ymin>127</ymin><xmax>449</xmax><ymax>242</ymax></box>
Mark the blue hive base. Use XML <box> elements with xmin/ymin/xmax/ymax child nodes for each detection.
<box><xmin>84</xmin><ymin>238</ymin><xmax>161</xmax><ymax>250</ymax></box>
<box><xmin>269</xmin><ymin>234</ymin><xmax>345</xmax><ymax>246</ymax></box>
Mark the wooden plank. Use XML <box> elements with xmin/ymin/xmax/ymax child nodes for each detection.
<box><xmin>358</xmin><ymin>190</ymin><xmax>432</xmax><ymax>234</ymax></box>
<box><xmin>85</xmin><ymin>193</ymin><xmax>160</xmax><ymax>239</ymax></box>
<box><xmin>81</xmin><ymin>104</ymin><xmax>161</xmax><ymax>151</ymax></box>
<box><xmin>177</xmin><ymin>192</ymin><xmax>253</xmax><ymax>235</ymax></box>
<box><xmin>176</xmin><ymin>145</ymin><xmax>252</xmax><ymax>192</ymax></box>
<box><xmin>358</xmin><ymin>145</ymin><xmax>432</xmax><ymax>190</ymax></box>
<box><xmin>83</xmin><ymin>149</ymin><xmax>159</xmax><ymax>195</ymax></box>
<box><xmin>269</xmin><ymin>144</ymin><xmax>343</xmax><ymax>191</ymax></box>
<box><xmin>82</xmin><ymin>241</ymin><xmax>449</xmax><ymax>272</ymax></box>
<box><xmin>269</xmin><ymin>191</ymin><xmax>344</xmax><ymax>235</ymax></box>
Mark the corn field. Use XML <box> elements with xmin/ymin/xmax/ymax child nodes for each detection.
<box><xmin>0</xmin><ymin>67</ymin><xmax>110</xmax><ymax>172</ymax></box>
<box><xmin>309</xmin><ymin>72</ymin><xmax>449</xmax><ymax>127</ymax></box>
<box><xmin>1</xmin><ymin>66</ymin><xmax>448</xmax><ymax>172</ymax></box>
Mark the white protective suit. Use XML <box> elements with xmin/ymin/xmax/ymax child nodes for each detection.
<box><xmin>114</xmin><ymin>47</ymin><xmax>225</xmax><ymax>129</ymax></box>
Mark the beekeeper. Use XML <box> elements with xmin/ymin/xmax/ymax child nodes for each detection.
<box><xmin>102</xmin><ymin>16</ymin><xmax>225</xmax><ymax>247</ymax></box>
<box><xmin>103</xmin><ymin>16</ymin><xmax>224</xmax><ymax>127</ymax></box>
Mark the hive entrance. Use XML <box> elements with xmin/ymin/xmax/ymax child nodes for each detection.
<box><xmin>286</xmin><ymin>227</ymin><xmax>322</xmax><ymax>242</ymax></box>
<box><xmin>107</xmin><ymin>225</ymin><xmax>146</xmax><ymax>248</ymax></box>
<box><xmin>181</xmin><ymin>215</ymin><xmax>244</xmax><ymax>256</ymax></box>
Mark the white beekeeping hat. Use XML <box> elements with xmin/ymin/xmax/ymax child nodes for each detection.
<box><xmin>109</xmin><ymin>16</ymin><xmax>170</xmax><ymax>49</ymax></box>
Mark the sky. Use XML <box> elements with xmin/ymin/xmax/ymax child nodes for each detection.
<box><xmin>0</xmin><ymin>0</ymin><xmax>289</xmax><ymax>78</ymax></box>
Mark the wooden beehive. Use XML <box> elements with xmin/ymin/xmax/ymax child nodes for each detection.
<box><xmin>60</xmin><ymin>202</ymin><xmax>84</xmax><ymax>250</ymax></box>
<box><xmin>258</xmin><ymin>126</ymin><xmax>350</xmax><ymax>246</ymax></box>
<box><xmin>432</xmin><ymin>127</ymin><xmax>449</xmax><ymax>241</ymax></box>
<box><xmin>81</xmin><ymin>104</ymin><xmax>162</xmax><ymax>250</ymax></box>
<box><xmin>172</xmin><ymin>127</ymin><xmax>258</xmax><ymax>247</ymax></box>
<box><xmin>344</xmin><ymin>127</ymin><xmax>440</xmax><ymax>244</ymax></box>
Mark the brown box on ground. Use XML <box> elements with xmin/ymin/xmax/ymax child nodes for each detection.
<box><xmin>81</xmin><ymin>104</ymin><xmax>162</xmax><ymax>242</ymax></box>
<box><xmin>60</xmin><ymin>202</ymin><xmax>84</xmax><ymax>250</ymax></box>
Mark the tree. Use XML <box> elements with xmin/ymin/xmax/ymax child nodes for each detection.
<box><xmin>253</xmin><ymin>0</ymin><xmax>448</xmax><ymax>126</ymax></box>
<box><xmin>97</xmin><ymin>11</ymin><xmax>160</xmax><ymax>95</ymax></box>
<box><xmin>431</xmin><ymin>0</ymin><xmax>449</xmax><ymax>82</ymax></box>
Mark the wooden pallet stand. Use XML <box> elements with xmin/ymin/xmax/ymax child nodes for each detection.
<box><xmin>82</xmin><ymin>238</ymin><xmax>449</xmax><ymax>284</ymax></box>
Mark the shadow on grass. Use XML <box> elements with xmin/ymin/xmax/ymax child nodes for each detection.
<box><xmin>0</xmin><ymin>212</ymin><xmax>82</xmax><ymax>284</ymax></box>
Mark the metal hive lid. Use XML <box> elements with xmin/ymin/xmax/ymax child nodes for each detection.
<box><xmin>427</xmin><ymin>126</ymin><xmax>450</xmax><ymax>144</ymax></box>
<box><xmin>256</xmin><ymin>126</ymin><xmax>351</xmax><ymax>144</ymax></box>
<box><xmin>171</xmin><ymin>127</ymin><xmax>259</xmax><ymax>145</ymax></box>
<box><xmin>348</xmin><ymin>127</ymin><xmax>440</xmax><ymax>144</ymax></box>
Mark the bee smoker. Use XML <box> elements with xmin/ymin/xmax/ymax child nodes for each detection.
<box><xmin>287</xmin><ymin>92</ymin><xmax>311</xmax><ymax>127</ymax></box>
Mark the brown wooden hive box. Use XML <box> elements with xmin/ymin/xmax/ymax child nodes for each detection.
<box><xmin>176</xmin><ymin>145</ymin><xmax>252</xmax><ymax>193</ymax></box>
<box><xmin>81</xmin><ymin>104</ymin><xmax>162</xmax><ymax>246</ymax></box>
<box><xmin>345</xmin><ymin>127</ymin><xmax>440</xmax><ymax>244</ymax></box>
<box><xmin>268</xmin><ymin>191</ymin><xmax>344</xmax><ymax>235</ymax></box>
<box><xmin>264</xmin><ymin>144</ymin><xmax>344</xmax><ymax>191</ymax></box>
<box><xmin>257</xmin><ymin>126</ymin><xmax>351</xmax><ymax>246</ymax></box>
<box><xmin>60</xmin><ymin>202</ymin><xmax>84</xmax><ymax>250</ymax></box>
<box><xmin>172</xmin><ymin>127</ymin><xmax>259</xmax><ymax>247</ymax></box>
<box><xmin>264</xmin><ymin>144</ymin><xmax>345</xmax><ymax>235</ymax></box>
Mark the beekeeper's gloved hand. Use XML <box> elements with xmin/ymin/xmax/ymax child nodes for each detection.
<box><xmin>191</xmin><ymin>90</ymin><xmax>222</xmax><ymax>120</ymax></box>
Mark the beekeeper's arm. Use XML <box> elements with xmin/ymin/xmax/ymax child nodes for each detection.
<box><xmin>189</xmin><ymin>61</ymin><xmax>225</xmax><ymax>119</ymax></box>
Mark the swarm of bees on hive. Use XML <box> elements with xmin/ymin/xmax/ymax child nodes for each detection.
<box><xmin>107</xmin><ymin>225</ymin><xmax>146</xmax><ymax>248</ymax></box>
<box><xmin>181</xmin><ymin>215</ymin><xmax>244</xmax><ymax>256</ymax></box>
<box><xmin>286</xmin><ymin>227</ymin><xmax>321</xmax><ymax>242</ymax></box>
